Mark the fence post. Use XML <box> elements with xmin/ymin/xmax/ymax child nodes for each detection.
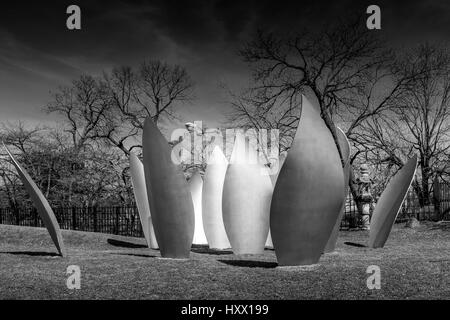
<box><xmin>34</xmin><ymin>207</ymin><xmax>39</xmax><ymax>227</ymax></box>
<box><xmin>115</xmin><ymin>207</ymin><xmax>120</xmax><ymax>235</ymax></box>
<box><xmin>433</xmin><ymin>177</ymin><xmax>441</xmax><ymax>220</ymax></box>
<box><xmin>72</xmin><ymin>207</ymin><xmax>77</xmax><ymax>230</ymax></box>
<box><xmin>128</xmin><ymin>208</ymin><xmax>133</xmax><ymax>237</ymax></box>
<box><xmin>93</xmin><ymin>206</ymin><xmax>98</xmax><ymax>232</ymax></box>
<box><xmin>17</xmin><ymin>208</ymin><xmax>21</xmax><ymax>225</ymax></box>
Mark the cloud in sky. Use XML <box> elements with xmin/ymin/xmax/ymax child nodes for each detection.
<box><xmin>0</xmin><ymin>0</ymin><xmax>449</xmax><ymax>128</ymax></box>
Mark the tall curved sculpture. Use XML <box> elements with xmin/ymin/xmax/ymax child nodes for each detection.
<box><xmin>142</xmin><ymin>118</ymin><xmax>195</xmax><ymax>258</ymax></box>
<box><xmin>369</xmin><ymin>155</ymin><xmax>418</xmax><ymax>248</ymax></box>
<box><xmin>222</xmin><ymin>132</ymin><xmax>272</xmax><ymax>254</ymax></box>
<box><xmin>324</xmin><ymin>127</ymin><xmax>351</xmax><ymax>253</ymax></box>
<box><xmin>129</xmin><ymin>153</ymin><xmax>158</xmax><ymax>249</ymax></box>
<box><xmin>189</xmin><ymin>172</ymin><xmax>208</xmax><ymax>245</ymax></box>
<box><xmin>270</xmin><ymin>95</ymin><xmax>345</xmax><ymax>266</ymax></box>
<box><xmin>202</xmin><ymin>146</ymin><xmax>231</xmax><ymax>249</ymax></box>
<box><xmin>3</xmin><ymin>143</ymin><xmax>66</xmax><ymax>257</ymax></box>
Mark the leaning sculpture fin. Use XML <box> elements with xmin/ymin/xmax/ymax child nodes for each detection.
<box><xmin>2</xmin><ymin>142</ymin><xmax>66</xmax><ymax>257</ymax></box>
<box><xmin>129</xmin><ymin>153</ymin><xmax>158</xmax><ymax>249</ymax></box>
<box><xmin>369</xmin><ymin>155</ymin><xmax>418</xmax><ymax>248</ymax></box>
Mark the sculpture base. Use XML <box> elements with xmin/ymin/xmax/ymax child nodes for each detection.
<box><xmin>157</xmin><ymin>257</ymin><xmax>190</xmax><ymax>261</ymax></box>
<box><xmin>233</xmin><ymin>251</ymin><xmax>265</xmax><ymax>256</ymax></box>
<box><xmin>276</xmin><ymin>264</ymin><xmax>320</xmax><ymax>271</ymax></box>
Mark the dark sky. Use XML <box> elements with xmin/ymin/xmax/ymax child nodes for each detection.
<box><xmin>0</xmin><ymin>0</ymin><xmax>449</xmax><ymax>130</ymax></box>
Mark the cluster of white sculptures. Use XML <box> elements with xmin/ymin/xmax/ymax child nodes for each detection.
<box><xmin>1</xmin><ymin>95</ymin><xmax>418</xmax><ymax>266</ymax></box>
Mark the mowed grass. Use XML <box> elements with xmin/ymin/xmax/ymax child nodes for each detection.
<box><xmin>0</xmin><ymin>222</ymin><xmax>449</xmax><ymax>299</ymax></box>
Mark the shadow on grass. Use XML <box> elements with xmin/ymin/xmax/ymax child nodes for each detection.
<box><xmin>192</xmin><ymin>247</ymin><xmax>233</xmax><ymax>255</ymax></box>
<box><xmin>0</xmin><ymin>251</ymin><xmax>60</xmax><ymax>257</ymax></box>
<box><xmin>113</xmin><ymin>252</ymin><xmax>157</xmax><ymax>258</ymax></box>
<box><xmin>344</xmin><ymin>242</ymin><xmax>367</xmax><ymax>248</ymax></box>
<box><xmin>218</xmin><ymin>259</ymin><xmax>278</xmax><ymax>269</ymax></box>
<box><xmin>107</xmin><ymin>238</ymin><xmax>148</xmax><ymax>248</ymax></box>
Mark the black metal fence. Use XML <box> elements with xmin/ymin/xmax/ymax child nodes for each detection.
<box><xmin>1</xmin><ymin>183</ymin><xmax>449</xmax><ymax>237</ymax></box>
<box><xmin>340</xmin><ymin>181</ymin><xmax>449</xmax><ymax>230</ymax></box>
<box><xmin>0</xmin><ymin>206</ymin><xmax>144</xmax><ymax>237</ymax></box>
<box><xmin>340</xmin><ymin>192</ymin><xmax>360</xmax><ymax>230</ymax></box>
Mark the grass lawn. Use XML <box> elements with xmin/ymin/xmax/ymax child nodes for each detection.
<box><xmin>0</xmin><ymin>222</ymin><xmax>449</xmax><ymax>299</ymax></box>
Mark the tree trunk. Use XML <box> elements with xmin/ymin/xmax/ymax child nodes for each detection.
<box><xmin>420</xmin><ymin>172</ymin><xmax>431</xmax><ymax>206</ymax></box>
<box><xmin>419</xmin><ymin>156</ymin><xmax>431</xmax><ymax>206</ymax></box>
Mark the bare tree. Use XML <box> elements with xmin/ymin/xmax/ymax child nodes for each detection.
<box><xmin>0</xmin><ymin>123</ymin><xmax>59</xmax><ymax>211</ymax></box>
<box><xmin>100</xmin><ymin>61</ymin><xmax>195</xmax><ymax>156</ymax></box>
<box><xmin>353</xmin><ymin>44</ymin><xmax>450</xmax><ymax>204</ymax></box>
<box><xmin>235</xmin><ymin>17</ymin><xmax>394</xmax><ymax>159</ymax></box>
<box><xmin>42</xmin><ymin>61</ymin><xmax>195</xmax><ymax>206</ymax></box>
<box><xmin>136</xmin><ymin>60</ymin><xmax>194</xmax><ymax>123</ymax></box>
<box><xmin>0</xmin><ymin>122</ymin><xmax>134</xmax><ymax>207</ymax></box>
<box><xmin>45</xmin><ymin>75</ymin><xmax>112</xmax><ymax>152</ymax></box>
<box><xmin>230</xmin><ymin>17</ymin><xmax>434</xmax><ymax>216</ymax></box>
<box><xmin>100</xmin><ymin>66</ymin><xmax>140</xmax><ymax>156</ymax></box>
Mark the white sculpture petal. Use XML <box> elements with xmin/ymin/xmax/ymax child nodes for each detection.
<box><xmin>3</xmin><ymin>143</ymin><xmax>66</xmax><ymax>257</ymax></box>
<box><xmin>222</xmin><ymin>132</ymin><xmax>272</xmax><ymax>254</ymax></box>
<box><xmin>202</xmin><ymin>146</ymin><xmax>231</xmax><ymax>249</ymax></box>
<box><xmin>369</xmin><ymin>155</ymin><xmax>418</xmax><ymax>248</ymax></box>
<box><xmin>189</xmin><ymin>172</ymin><xmax>208</xmax><ymax>245</ymax></box>
<box><xmin>129</xmin><ymin>153</ymin><xmax>158</xmax><ymax>249</ymax></box>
